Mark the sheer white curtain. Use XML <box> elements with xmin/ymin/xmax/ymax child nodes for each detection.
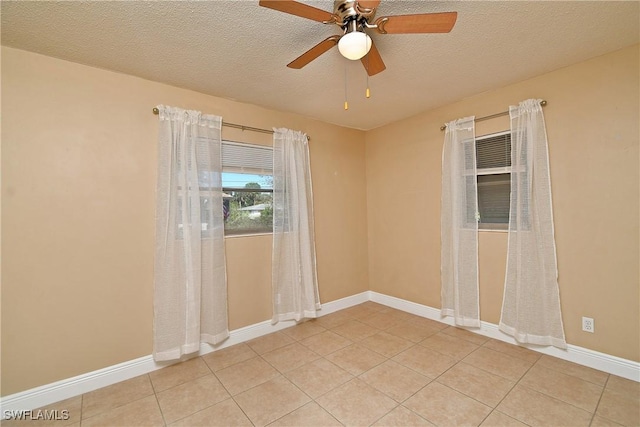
<box><xmin>500</xmin><ymin>99</ymin><xmax>566</xmax><ymax>348</ymax></box>
<box><xmin>272</xmin><ymin>128</ymin><xmax>320</xmax><ymax>323</ymax></box>
<box><xmin>153</xmin><ymin>105</ymin><xmax>228</xmax><ymax>361</ymax></box>
<box><xmin>441</xmin><ymin>116</ymin><xmax>481</xmax><ymax>327</ymax></box>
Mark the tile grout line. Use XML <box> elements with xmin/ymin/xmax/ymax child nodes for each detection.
<box><xmin>261</xmin><ymin>348</ymin><xmax>343</xmax><ymax>426</ymax></box>
<box><xmin>288</xmin><ymin>314</ymin><xmax>415</xmax><ymax>426</ymax></box>
<box><xmin>230</xmin><ymin>347</ymin><xmax>322</xmax><ymax>425</ymax></box>
<box><xmin>461</xmin><ymin>341</ymin><xmax>610</xmax><ymax>424</ymax></box>
<box><xmin>79</xmin><ymin>394</ymin><xmax>84</xmax><ymax>427</ymax></box>
<box><xmin>534</xmin><ymin>357</ymin><xmax>610</xmax><ymax>387</ymax></box>
<box><xmin>206</xmin><ymin>356</ymin><xmax>257</xmax><ymax>427</ymax></box>
<box><xmin>384</xmin><ymin>336</ymin><xmax>538</xmax><ymax>426</ymax></box>
<box><xmin>360</xmin><ymin>354</ymin><xmax>435</xmax><ymax>427</ymax></box>
<box><xmin>365</xmin><ymin>401</ymin><xmax>400</xmax><ymax>426</ymax></box>
<box><xmin>460</xmin><ymin>344</ymin><xmax>540</xmax><ymax>382</ymax></box>
<box><xmin>147</xmin><ymin>373</ymin><xmax>169</xmax><ymax>427</ymax></box>
<box><xmin>521</xmin><ymin>356</ymin><xmax>609</xmax><ymax>416</ymax></box>
<box><xmin>78</xmin><ymin>375</ymin><xmax>159</xmax><ymax>425</ymax></box>
<box><xmin>163</xmin><ymin>357</ymin><xmax>220</xmax><ymax>425</ymax></box>
<box><xmin>473</xmin><ymin>352</ymin><xmax>540</xmax><ymax>427</ymax></box>
<box><xmin>425</xmin><ymin>344</ymin><xmax>499</xmax><ymax>426</ymax></box>
<box><xmin>368</xmin><ymin>340</ymin><xmax>438</xmax><ymax>425</ymax></box>
<box><xmin>265</xmin><ymin>368</ymin><xmax>341</xmax><ymax>427</ymax></box>
<box><xmin>587</xmin><ymin>373</ymin><xmax>610</xmax><ymax>427</ymax></box>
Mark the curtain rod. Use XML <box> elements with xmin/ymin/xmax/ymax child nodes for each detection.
<box><xmin>152</xmin><ymin>107</ymin><xmax>310</xmax><ymax>140</ymax></box>
<box><xmin>439</xmin><ymin>100</ymin><xmax>547</xmax><ymax>131</ymax></box>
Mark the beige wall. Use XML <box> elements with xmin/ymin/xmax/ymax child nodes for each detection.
<box><xmin>1</xmin><ymin>47</ymin><xmax>369</xmax><ymax>395</ymax></box>
<box><xmin>366</xmin><ymin>45</ymin><xmax>640</xmax><ymax>362</ymax></box>
<box><xmin>2</xmin><ymin>43</ymin><xmax>639</xmax><ymax>396</ymax></box>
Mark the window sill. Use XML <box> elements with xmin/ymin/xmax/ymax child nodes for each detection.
<box><xmin>224</xmin><ymin>232</ymin><xmax>272</xmax><ymax>239</ymax></box>
<box><xmin>479</xmin><ymin>228</ymin><xmax>508</xmax><ymax>233</ymax></box>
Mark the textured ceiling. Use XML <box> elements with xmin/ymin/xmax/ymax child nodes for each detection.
<box><xmin>2</xmin><ymin>1</ymin><xmax>638</xmax><ymax>130</ymax></box>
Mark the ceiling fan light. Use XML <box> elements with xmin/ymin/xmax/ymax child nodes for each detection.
<box><xmin>338</xmin><ymin>31</ymin><xmax>372</xmax><ymax>60</ymax></box>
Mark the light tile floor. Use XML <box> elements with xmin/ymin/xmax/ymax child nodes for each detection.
<box><xmin>7</xmin><ymin>302</ymin><xmax>639</xmax><ymax>426</ymax></box>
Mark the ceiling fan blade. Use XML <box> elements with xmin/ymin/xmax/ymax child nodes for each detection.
<box><xmin>259</xmin><ymin>0</ymin><xmax>335</xmax><ymax>23</ymax></box>
<box><xmin>287</xmin><ymin>35</ymin><xmax>341</xmax><ymax>69</ymax></box>
<box><xmin>361</xmin><ymin>40</ymin><xmax>386</xmax><ymax>76</ymax></box>
<box><xmin>374</xmin><ymin>12</ymin><xmax>457</xmax><ymax>34</ymax></box>
<box><xmin>358</xmin><ymin>0</ymin><xmax>381</xmax><ymax>9</ymax></box>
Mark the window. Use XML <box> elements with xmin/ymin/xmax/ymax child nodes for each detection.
<box><xmin>476</xmin><ymin>131</ymin><xmax>511</xmax><ymax>230</ymax></box>
<box><xmin>221</xmin><ymin>141</ymin><xmax>273</xmax><ymax>236</ymax></box>
<box><xmin>175</xmin><ymin>136</ymin><xmax>222</xmax><ymax>240</ymax></box>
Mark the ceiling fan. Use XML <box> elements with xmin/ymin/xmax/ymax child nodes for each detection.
<box><xmin>259</xmin><ymin>0</ymin><xmax>458</xmax><ymax>76</ymax></box>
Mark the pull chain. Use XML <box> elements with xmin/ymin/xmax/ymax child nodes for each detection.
<box><xmin>344</xmin><ymin>62</ymin><xmax>349</xmax><ymax>110</ymax></box>
<box><xmin>365</xmin><ymin>48</ymin><xmax>371</xmax><ymax>98</ymax></box>
<box><xmin>366</xmin><ymin>70</ymin><xmax>371</xmax><ymax>98</ymax></box>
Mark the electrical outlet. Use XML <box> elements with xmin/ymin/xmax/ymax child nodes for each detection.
<box><xmin>582</xmin><ymin>317</ymin><xmax>594</xmax><ymax>333</ymax></box>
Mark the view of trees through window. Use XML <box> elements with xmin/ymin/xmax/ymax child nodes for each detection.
<box><xmin>223</xmin><ymin>173</ymin><xmax>273</xmax><ymax>235</ymax></box>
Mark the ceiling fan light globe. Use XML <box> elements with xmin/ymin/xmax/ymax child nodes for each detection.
<box><xmin>338</xmin><ymin>31</ymin><xmax>372</xmax><ymax>60</ymax></box>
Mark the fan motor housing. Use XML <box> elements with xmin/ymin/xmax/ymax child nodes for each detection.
<box><xmin>334</xmin><ymin>0</ymin><xmax>376</xmax><ymax>26</ymax></box>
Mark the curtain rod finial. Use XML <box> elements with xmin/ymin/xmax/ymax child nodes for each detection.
<box><xmin>153</xmin><ymin>107</ymin><xmax>159</xmax><ymax>115</ymax></box>
<box><xmin>540</xmin><ymin>100</ymin><xmax>547</xmax><ymax>106</ymax></box>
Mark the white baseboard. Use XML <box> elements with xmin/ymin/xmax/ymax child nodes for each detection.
<box><xmin>0</xmin><ymin>291</ymin><xmax>369</xmax><ymax>414</ymax></box>
<box><xmin>2</xmin><ymin>289</ymin><xmax>637</xmax><ymax>415</ymax></box>
<box><xmin>369</xmin><ymin>291</ymin><xmax>640</xmax><ymax>382</ymax></box>
<box><xmin>197</xmin><ymin>291</ymin><xmax>369</xmax><ymax>355</ymax></box>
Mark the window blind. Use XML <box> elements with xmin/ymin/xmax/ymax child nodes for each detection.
<box><xmin>477</xmin><ymin>173</ymin><xmax>510</xmax><ymax>225</ymax></box>
<box><xmin>222</xmin><ymin>141</ymin><xmax>273</xmax><ymax>175</ymax></box>
<box><xmin>476</xmin><ymin>132</ymin><xmax>511</xmax><ymax>169</ymax></box>
<box><xmin>476</xmin><ymin>131</ymin><xmax>511</xmax><ymax>227</ymax></box>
